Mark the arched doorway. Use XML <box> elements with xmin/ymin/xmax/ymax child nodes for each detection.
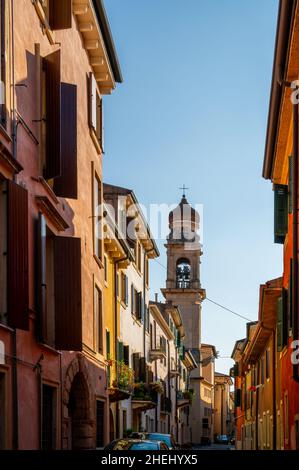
<box><xmin>109</xmin><ymin>408</ymin><xmax>115</xmax><ymax>443</ymax></box>
<box><xmin>68</xmin><ymin>372</ymin><xmax>92</xmax><ymax>449</ymax></box>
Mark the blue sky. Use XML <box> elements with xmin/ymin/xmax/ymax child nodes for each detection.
<box><xmin>103</xmin><ymin>0</ymin><xmax>282</xmax><ymax>374</ymax></box>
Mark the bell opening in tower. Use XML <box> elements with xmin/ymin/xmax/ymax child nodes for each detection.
<box><xmin>176</xmin><ymin>258</ymin><xmax>191</xmax><ymax>289</ymax></box>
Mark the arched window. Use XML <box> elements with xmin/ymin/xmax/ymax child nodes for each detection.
<box><xmin>176</xmin><ymin>258</ymin><xmax>191</xmax><ymax>288</ymax></box>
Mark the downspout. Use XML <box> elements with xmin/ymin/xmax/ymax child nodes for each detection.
<box><xmin>11</xmin><ymin>0</ymin><xmax>18</xmax><ymax>450</ymax></box>
<box><xmin>113</xmin><ymin>253</ymin><xmax>129</xmax><ymax>439</ymax></box>
<box><xmin>12</xmin><ymin>331</ymin><xmax>18</xmax><ymax>449</ymax></box>
<box><xmin>167</xmin><ymin>340</ymin><xmax>171</xmax><ymax>434</ymax></box>
<box><xmin>292</xmin><ymin>99</ymin><xmax>299</xmax><ymax>382</ymax></box>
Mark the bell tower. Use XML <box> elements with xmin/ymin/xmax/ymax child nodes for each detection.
<box><xmin>162</xmin><ymin>192</ymin><xmax>205</xmax><ymax>352</ymax></box>
<box><xmin>161</xmin><ymin>190</ymin><xmax>206</xmax><ymax>445</ymax></box>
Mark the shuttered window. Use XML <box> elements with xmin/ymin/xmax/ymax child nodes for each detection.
<box><xmin>54</xmin><ymin>237</ymin><xmax>82</xmax><ymax>350</ymax></box>
<box><xmin>117</xmin><ymin>340</ymin><xmax>124</xmax><ymax>362</ymax></box>
<box><xmin>132</xmin><ymin>353</ymin><xmax>140</xmax><ymax>381</ymax></box>
<box><xmin>53</xmin><ymin>83</ymin><xmax>78</xmax><ymax>198</ymax></box>
<box><xmin>121</xmin><ymin>273</ymin><xmax>128</xmax><ymax>306</ymax></box>
<box><xmin>123</xmin><ymin>345</ymin><xmax>129</xmax><ymax>366</ymax></box>
<box><xmin>288</xmin><ymin>156</ymin><xmax>293</xmax><ymax>214</ymax></box>
<box><xmin>95</xmin><ymin>286</ymin><xmax>103</xmax><ymax>354</ymax></box>
<box><xmin>43</xmin><ymin>50</ymin><xmax>61</xmax><ymax>180</ymax></box>
<box><xmin>274</xmin><ymin>184</ymin><xmax>288</xmax><ymax>244</ymax></box>
<box><xmin>7</xmin><ymin>181</ymin><xmax>29</xmax><ymax>330</ymax></box>
<box><xmin>89</xmin><ymin>73</ymin><xmax>103</xmax><ymax>151</ymax></box>
<box><xmin>106</xmin><ymin>330</ymin><xmax>110</xmax><ymax>358</ymax></box>
<box><xmin>277</xmin><ymin>290</ymin><xmax>288</xmax><ymax>352</ymax></box>
<box><xmin>48</xmin><ymin>0</ymin><xmax>72</xmax><ymax>30</ymax></box>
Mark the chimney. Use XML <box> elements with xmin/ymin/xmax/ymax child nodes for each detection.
<box><xmin>155</xmin><ymin>293</ymin><xmax>158</xmax><ymax>302</ymax></box>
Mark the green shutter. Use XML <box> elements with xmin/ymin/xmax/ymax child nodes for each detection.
<box><xmin>117</xmin><ymin>340</ymin><xmax>124</xmax><ymax>362</ymax></box>
<box><xmin>274</xmin><ymin>184</ymin><xmax>288</xmax><ymax>244</ymax></box>
<box><xmin>288</xmin><ymin>156</ymin><xmax>293</xmax><ymax>214</ymax></box>
<box><xmin>106</xmin><ymin>330</ymin><xmax>110</xmax><ymax>358</ymax></box>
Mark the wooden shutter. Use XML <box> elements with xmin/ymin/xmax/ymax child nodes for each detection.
<box><xmin>132</xmin><ymin>353</ymin><xmax>140</xmax><ymax>381</ymax></box>
<box><xmin>139</xmin><ymin>357</ymin><xmax>146</xmax><ymax>383</ymax></box>
<box><xmin>54</xmin><ymin>237</ymin><xmax>82</xmax><ymax>350</ymax></box>
<box><xmin>274</xmin><ymin>184</ymin><xmax>288</xmax><ymax>244</ymax></box>
<box><xmin>106</xmin><ymin>330</ymin><xmax>110</xmax><ymax>358</ymax></box>
<box><xmin>123</xmin><ymin>345</ymin><xmax>129</xmax><ymax>366</ymax></box>
<box><xmin>7</xmin><ymin>181</ymin><xmax>29</xmax><ymax>330</ymax></box>
<box><xmin>288</xmin><ymin>156</ymin><xmax>293</xmax><ymax>214</ymax></box>
<box><xmin>117</xmin><ymin>340</ymin><xmax>124</xmax><ymax>362</ymax></box>
<box><xmin>37</xmin><ymin>213</ymin><xmax>47</xmax><ymax>342</ymax></box>
<box><xmin>235</xmin><ymin>389</ymin><xmax>242</xmax><ymax>408</ymax></box>
<box><xmin>44</xmin><ymin>50</ymin><xmax>61</xmax><ymax>180</ymax></box>
<box><xmin>54</xmin><ymin>83</ymin><xmax>78</xmax><ymax>199</ymax></box>
<box><xmin>277</xmin><ymin>295</ymin><xmax>283</xmax><ymax>352</ymax></box>
<box><xmin>89</xmin><ymin>73</ymin><xmax>97</xmax><ymax>130</ymax></box>
<box><xmin>49</xmin><ymin>0</ymin><xmax>72</xmax><ymax>30</ymax></box>
<box><xmin>131</xmin><ymin>284</ymin><xmax>134</xmax><ymax>314</ymax></box>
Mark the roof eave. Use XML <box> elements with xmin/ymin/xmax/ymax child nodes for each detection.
<box><xmin>263</xmin><ymin>0</ymin><xmax>296</xmax><ymax>180</ymax></box>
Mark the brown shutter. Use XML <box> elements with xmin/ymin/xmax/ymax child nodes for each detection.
<box><xmin>89</xmin><ymin>72</ymin><xmax>97</xmax><ymax>130</ymax></box>
<box><xmin>49</xmin><ymin>0</ymin><xmax>72</xmax><ymax>30</ymax></box>
<box><xmin>53</xmin><ymin>83</ymin><xmax>78</xmax><ymax>199</ymax></box>
<box><xmin>54</xmin><ymin>237</ymin><xmax>82</xmax><ymax>350</ymax></box>
<box><xmin>7</xmin><ymin>181</ymin><xmax>29</xmax><ymax>330</ymax></box>
<box><xmin>44</xmin><ymin>50</ymin><xmax>61</xmax><ymax>180</ymax></box>
<box><xmin>37</xmin><ymin>213</ymin><xmax>47</xmax><ymax>342</ymax></box>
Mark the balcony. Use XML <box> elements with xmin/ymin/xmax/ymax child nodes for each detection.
<box><xmin>108</xmin><ymin>361</ymin><xmax>134</xmax><ymax>403</ymax></box>
<box><xmin>149</xmin><ymin>347</ymin><xmax>166</xmax><ymax>362</ymax></box>
<box><xmin>176</xmin><ymin>389</ymin><xmax>194</xmax><ymax>408</ymax></box>
<box><xmin>160</xmin><ymin>396</ymin><xmax>172</xmax><ymax>414</ymax></box>
<box><xmin>132</xmin><ymin>383</ymin><xmax>158</xmax><ymax>411</ymax></box>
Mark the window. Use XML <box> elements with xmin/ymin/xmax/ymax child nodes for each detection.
<box><xmin>121</xmin><ymin>272</ymin><xmax>128</xmax><ymax>306</ymax></box>
<box><xmin>89</xmin><ymin>73</ymin><xmax>103</xmax><ymax>151</ymax></box>
<box><xmin>0</xmin><ymin>372</ymin><xmax>6</xmax><ymax>449</ymax></box>
<box><xmin>37</xmin><ymin>0</ymin><xmax>72</xmax><ymax>31</ymax></box>
<box><xmin>45</xmin><ymin>226</ymin><xmax>55</xmax><ymax>347</ymax></box>
<box><xmin>266</xmin><ymin>350</ymin><xmax>270</xmax><ymax>379</ymax></box>
<box><xmin>94</xmin><ymin>174</ymin><xmax>102</xmax><ymax>260</ymax></box>
<box><xmin>274</xmin><ymin>184</ymin><xmax>288</xmax><ymax>244</ymax></box>
<box><xmin>42</xmin><ymin>385</ymin><xmax>56</xmax><ymax>450</ymax></box>
<box><xmin>96</xmin><ymin>400</ymin><xmax>105</xmax><ymax>448</ymax></box>
<box><xmin>95</xmin><ymin>286</ymin><xmax>103</xmax><ymax>353</ymax></box>
<box><xmin>131</xmin><ymin>284</ymin><xmax>142</xmax><ymax>320</ymax></box>
<box><xmin>0</xmin><ymin>0</ymin><xmax>7</xmax><ymax>128</ymax></box>
<box><xmin>0</xmin><ymin>180</ymin><xmax>7</xmax><ymax>325</ymax></box>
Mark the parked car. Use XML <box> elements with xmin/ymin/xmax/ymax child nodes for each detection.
<box><xmin>104</xmin><ymin>438</ymin><xmax>169</xmax><ymax>451</ymax></box>
<box><xmin>215</xmin><ymin>434</ymin><xmax>229</xmax><ymax>444</ymax></box>
<box><xmin>144</xmin><ymin>433</ymin><xmax>177</xmax><ymax>450</ymax></box>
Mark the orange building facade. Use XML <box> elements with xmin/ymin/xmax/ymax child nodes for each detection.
<box><xmin>0</xmin><ymin>0</ymin><xmax>122</xmax><ymax>449</ymax></box>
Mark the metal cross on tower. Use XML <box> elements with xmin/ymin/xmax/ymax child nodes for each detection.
<box><xmin>179</xmin><ymin>184</ymin><xmax>189</xmax><ymax>198</ymax></box>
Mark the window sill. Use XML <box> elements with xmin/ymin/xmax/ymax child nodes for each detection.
<box><xmin>0</xmin><ymin>322</ymin><xmax>14</xmax><ymax>333</ymax></box>
<box><xmin>120</xmin><ymin>300</ymin><xmax>128</xmax><ymax>309</ymax></box>
<box><xmin>33</xmin><ymin>0</ymin><xmax>56</xmax><ymax>45</ymax></box>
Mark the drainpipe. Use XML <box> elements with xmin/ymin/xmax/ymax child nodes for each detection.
<box><xmin>167</xmin><ymin>340</ymin><xmax>171</xmax><ymax>434</ymax></box>
<box><xmin>12</xmin><ymin>330</ymin><xmax>18</xmax><ymax>450</ymax></box>
<box><xmin>292</xmin><ymin>100</ymin><xmax>299</xmax><ymax>383</ymax></box>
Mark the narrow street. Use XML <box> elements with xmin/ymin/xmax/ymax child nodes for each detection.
<box><xmin>192</xmin><ymin>444</ymin><xmax>234</xmax><ymax>451</ymax></box>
